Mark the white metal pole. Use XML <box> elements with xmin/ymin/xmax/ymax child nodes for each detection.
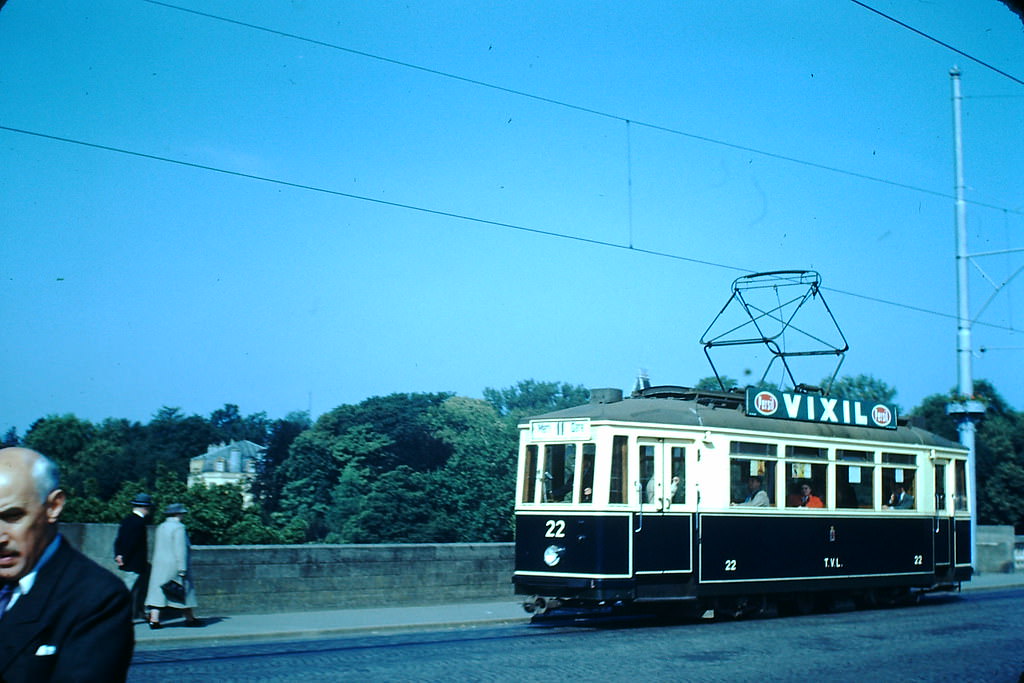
<box><xmin>950</xmin><ymin>66</ymin><xmax>978</xmax><ymax>571</ymax></box>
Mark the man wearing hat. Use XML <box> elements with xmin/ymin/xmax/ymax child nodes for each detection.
<box><xmin>113</xmin><ymin>492</ymin><xmax>153</xmax><ymax>620</ymax></box>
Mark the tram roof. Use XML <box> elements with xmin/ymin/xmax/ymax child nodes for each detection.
<box><xmin>524</xmin><ymin>391</ymin><xmax>966</xmax><ymax>451</ymax></box>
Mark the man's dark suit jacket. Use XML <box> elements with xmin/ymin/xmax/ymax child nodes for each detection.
<box><xmin>114</xmin><ymin>512</ymin><xmax>149</xmax><ymax>573</ymax></box>
<box><xmin>0</xmin><ymin>537</ymin><xmax>134</xmax><ymax>683</ymax></box>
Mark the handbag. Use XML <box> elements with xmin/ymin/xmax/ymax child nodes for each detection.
<box><xmin>161</xmin><ymin>579</ymin><xmax>186</xmax><ymax>603</ymax></box>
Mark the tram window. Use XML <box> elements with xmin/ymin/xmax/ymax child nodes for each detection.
<box><xmin>786</xmin><ymin>445</ymin><xmax>827</xmax><ymax>459</ymax></box>
<box><xmin>670</xmin><ymin>446</ymin><xmax>685</xmax><ymax>504</ymax></box>
<box><xmin>730</xmin><ymin>458</ymin><xmax>776</xmax><ymax>506</ymax></box>
<box><xmin>640</xmin><ymin>445</ymin><xmax>656</xmax><ymax>503</ymax></box>
<box><xmin>522</xmin><ymin>445</ymin><xmax>538</xmax><ymax>503</ymax></box>
<box><xmin>954</xmin><ymin>460</ymin><xmax>968</xmax><ymax>511</ymax></box>
<box><xmin>837</xmin><ymin>464</ymin><xmax>873</xmax><ymax>508</ymax></box>
<box><xmin>542</xmin><ymin>443</ymin><xmax>576</xmax><ymax>503</ymax></box>
<box><xmin>609</xmin><ymin>436</ymin><xmax>628</xmax><ymax>504</ymax></box>
<box><xmin>730</xmin><ymin>441</ymin><xmax>777</xmax><ymax>458</ymax></box>
<box><xmin>882</xmin><ymin>452</ymin><xmax>916</xmax><ymax>465</ymax></box>
<box><xmin>580</xmin><ymin>444</ymin><xmax>595</xmax><ymax>504</ymax></box>
<box><xmin>935</xmin><ymin>464</ymin><xmax>947</xmax><ymax>511</ymax></box>
<box><xmin>786</xmin><ymin>462</ymin><xmax>827</xmax><ymax>507</ymax></box>
<box><xmin>837</xmin><ymin>449</ymin><xmax>872</xmax><ymax>462</ymax></box>
<box><xmin>882</xmin><ymin>467</ymin><xmax>915</xmax><ymax>509</ymax></box>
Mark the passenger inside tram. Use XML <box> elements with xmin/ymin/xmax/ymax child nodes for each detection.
<box><xmin>885</xmin><ymin>482</ymin><xmax>915</xmax><ymax>509</ymax></box>
<box><xmin>797</xmin><ymin>482</ymin><xmax>824</xmax><ymax>508</ymax></box>
<box><xmin>738</xmin><ymin>476</ymin><xmax>770</xmax><ymax>506</ymax></box>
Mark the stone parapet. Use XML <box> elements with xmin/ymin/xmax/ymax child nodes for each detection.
<box><xmin>62</xmin><ymin>523</ymin><xmax>514</xmax><ymax>614</ymax></box>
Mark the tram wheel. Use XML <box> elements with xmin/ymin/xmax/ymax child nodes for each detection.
<box><xmin>777</xmin><ymin>592</ymin><xmax>815</xmax><ymax>617</ymax></box>
<box><xmin>722</xmin><ymin>595</ymin><xmax>768</xmax><ymax>619</ymax></box>
<box><xmin>853</xmin><ymin>589</ymin><xmax>879</xmax><ymax>610</ymax></box>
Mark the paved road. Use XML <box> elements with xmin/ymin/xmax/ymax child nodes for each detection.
<box><xmin>129</xmin><ymin>587</ymin><xmax>1024</xmax><ymax>682</ymax></box>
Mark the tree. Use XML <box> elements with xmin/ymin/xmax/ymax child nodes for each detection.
<box><xmin>694</xmin><ymin>376</ymin><xmax>738</xmax><ymax>391</ymax></box>
<box><xmin>325</xmin><ymin>463</ymin><xmax>371</xmax><ymax>543</ymax></box>
<box><xmin>2</xmin><ymin>427</ymin><xmax>19</xmax><ymax>447</ymax></box>
<box><xmin>827</xmin><ymin>374</ymin><xmax>899</xmax><ymax>410</ymax></box>
<box><xmin>210</xmin><ymin>403</ymin><xmax>270</xmax><ymax>445</ymax></box>
<box><xmin>342</xmin><ymin>466</ymin><xmax>450</xmax><ymax>543</ymax></box>
<box><xmin>144</xmin><ymin>407</ymin><xmax>218</xmax><ymax>479</ymax></box>
<box><xmin>24</xmin><ymin>414</ymin><xmax>97</xmax><ymax>495</ymax></box>
<box><xmin>483</xmin><ymin>380</ymin><xmax>589</xmax><ymax>424</ymax></box>
<box><xmin>250</xmin><ymin>411</ymin><xmax>311</xmax><ymax>516</ymax></box>
<box><xmin>273</xmin><ymin>429</ymin><xmax>340</xmax><ymax>541</ymax></box>
<box><xmin>429</xmin><ymin>397</ymin><xmax>519</xmax><ymax>542</ymax></box>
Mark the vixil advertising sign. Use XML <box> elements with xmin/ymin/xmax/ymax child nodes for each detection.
<box><xmin>745</xmin><ymin>387</ymin><xmax>897</xmax><ymax>430</ymax></box>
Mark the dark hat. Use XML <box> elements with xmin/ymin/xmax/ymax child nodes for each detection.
<box><xmin>164</xmin><ymin>502</ymin><xmax>188</xmax><ymax>515</ymax></box>
<box><xmin>130</xmin><ymin>493</ymin><xmax>154</xmax><ymax>507</ymax></box>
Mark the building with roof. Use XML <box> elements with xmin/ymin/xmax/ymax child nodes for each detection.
<box><xmin>188</xmin><ymin>440</ymin><xmax>265</xmax><ymax>506</ymax></box>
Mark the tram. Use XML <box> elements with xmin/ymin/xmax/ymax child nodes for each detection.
<box><xmin>513</xmin><ymin>385</ymin><xmax>972</xmax><ymax>616</ymax></box>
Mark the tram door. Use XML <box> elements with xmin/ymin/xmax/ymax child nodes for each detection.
<box><xmin>634</xmin><ymin>440</ymin><xmax>691</xmax><ymax>574</ymax></box>
<box><xmin>933</xmin><ymin>461</ymin><xmax>953</xmax><ymax>573</ymax></box>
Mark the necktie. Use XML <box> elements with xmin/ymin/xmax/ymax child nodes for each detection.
<box><xmin>0</xmin><ymin>582</ymin><xmax>15</xmax><ymax>618</ymax></box>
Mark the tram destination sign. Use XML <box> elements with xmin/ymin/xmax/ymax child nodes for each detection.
<box><xmin>745</xmin><ymin>387</ymin><xmax>898</xmax><ymax>430</ymax></box>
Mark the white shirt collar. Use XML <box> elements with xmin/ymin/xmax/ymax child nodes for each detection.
<box><xmin>5</xmin><ymin>534</ymin><xmax>61</xmax><ymax>613</ymax></box>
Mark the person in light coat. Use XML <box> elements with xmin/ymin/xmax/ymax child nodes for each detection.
<box><xmin>144</xmin><ymin>502</ymin><xmax>200</xmax><ymax>628</ymax></box>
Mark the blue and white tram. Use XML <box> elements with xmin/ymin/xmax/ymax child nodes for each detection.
<box><xmin>514</xmin><ymin>386</ymin><xmax>972</xmax><ymax>615</ymax></box>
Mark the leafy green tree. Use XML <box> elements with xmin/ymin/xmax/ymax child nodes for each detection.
<box><xmin>980</xmin><ymin>461</ymin><xmax>1024</xmax><ymax>527</ymax></box>
<box><xmin>324</xmin><ymin>463</ymin><xmax>371</xmax><ymax>543</ymax></box>
<box><xmin>429</xmin><ymin>397</ymin><xmax>518</xmax><ymax>542</ymax></box>
<box><xmin>827</xmin><ymin>374</ymin><xmax>899</xmax><ymax>410</ymax></box>
<box><xmin>694</xmin><ymin>376</ymin><xmax>738</xmax><ymax>391</ymax></box>
<box><xmin>251</xmin><ymin>411</ymin><xmax>311</xmax><ymax>516</ymax></box>
<box><xmin>2</xmin><ymin>427</ymin><xmax>19</xmax><ymax>447</ymax></box>
<box><xmin>274</xmin><ymin>429</ymin><xmax>340</xmax><ymax>541</ymax></box>
<box><xmin>24</xmin><ymin>414</ymin><xmax>98</xmax><ymax>496</ymax></box>
<box><xmin>910</xmin><ymin>393</ymin><xmax>960</xmax><ymax>442</ymax></box>
<box><xmin>180</xmin><ymin>482</ymin><xmax>247</xmax><ymax>544</ymax></box>
<box><xmin>144</xmin><ymin>407</ymin><xmax>218</xmax><ymax>479</ymax></box>
<box><xmin>342</xmin><ymin>466</ymin><xmax>450</xmax><ymax>543</ymax></box>
<box><xmin>210</xmin><ymin>403</ymin><xmax>270</xmax><ymax>445</ymax></box>
<box><xmin>483</xmin><ymin>380</ymin><xmax>589</xmax><ymax>424</ymax></box>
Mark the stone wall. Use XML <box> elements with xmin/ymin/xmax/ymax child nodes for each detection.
<box><xmin>976</xmin><ymin>525</ymin><xmax>1017</xmax><ymax>574</ymax></box>
<box><xmin>62</xmin><ymin>523</ymin><xmax>515</xmax><ymax>614</ymax></box>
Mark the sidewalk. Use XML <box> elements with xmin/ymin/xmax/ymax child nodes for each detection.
<box><xmin>134</xmin><ymin>600</ymin><xmax>529</xmax><ymax>649</ymax></box>
<box><xmin>133</xmin><ymin>573</ymin><xmax>1024</xmax><ymax>650</ymax></box>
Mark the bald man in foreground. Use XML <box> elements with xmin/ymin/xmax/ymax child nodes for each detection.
<box><xmin>0</xmin><ymin>447</ymin><xmax>134</xmax><ymax>682</ymax></box>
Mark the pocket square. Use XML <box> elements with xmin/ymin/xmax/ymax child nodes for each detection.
<box><xmin>35</xmin><ymin>644</ymin><xmax>57</xmax><ymax>656</ymax></box>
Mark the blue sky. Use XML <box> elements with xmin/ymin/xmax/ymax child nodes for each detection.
<box><xmin>2</xmin><ymin>0</ymin><xmax>1022</xmax><ymax>436</ymax></box>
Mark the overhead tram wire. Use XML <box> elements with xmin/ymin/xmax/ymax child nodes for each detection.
<box><xmin>0</xmin><ymin>123</ymin><xmax>746</xmax><ymax>276</ymax></box>
<box><xmin>142</xmin><ymin>0</ymin><xmax>1022</xmax><ymax>217</ymax></box>
<box><xmin>3</xmin><ymin>123</ymin><xmax>1022</xmax><ymax>337</ymax></box>
<box><xmin>849</xmin><ymin>0</ymin><xmax>1024</xmax><ymax>87</ymax></box>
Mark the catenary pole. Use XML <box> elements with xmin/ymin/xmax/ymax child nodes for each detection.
<box><xmin>948</xmin><ymin>66</ymin><xmax>979</xmax><ymax>571</ymax></box>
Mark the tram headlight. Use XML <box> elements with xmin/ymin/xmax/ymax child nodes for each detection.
<box><xmin>543</xmin><ymin>544</ymin><xmax>565</xmax><ymax>567</ymax></box>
